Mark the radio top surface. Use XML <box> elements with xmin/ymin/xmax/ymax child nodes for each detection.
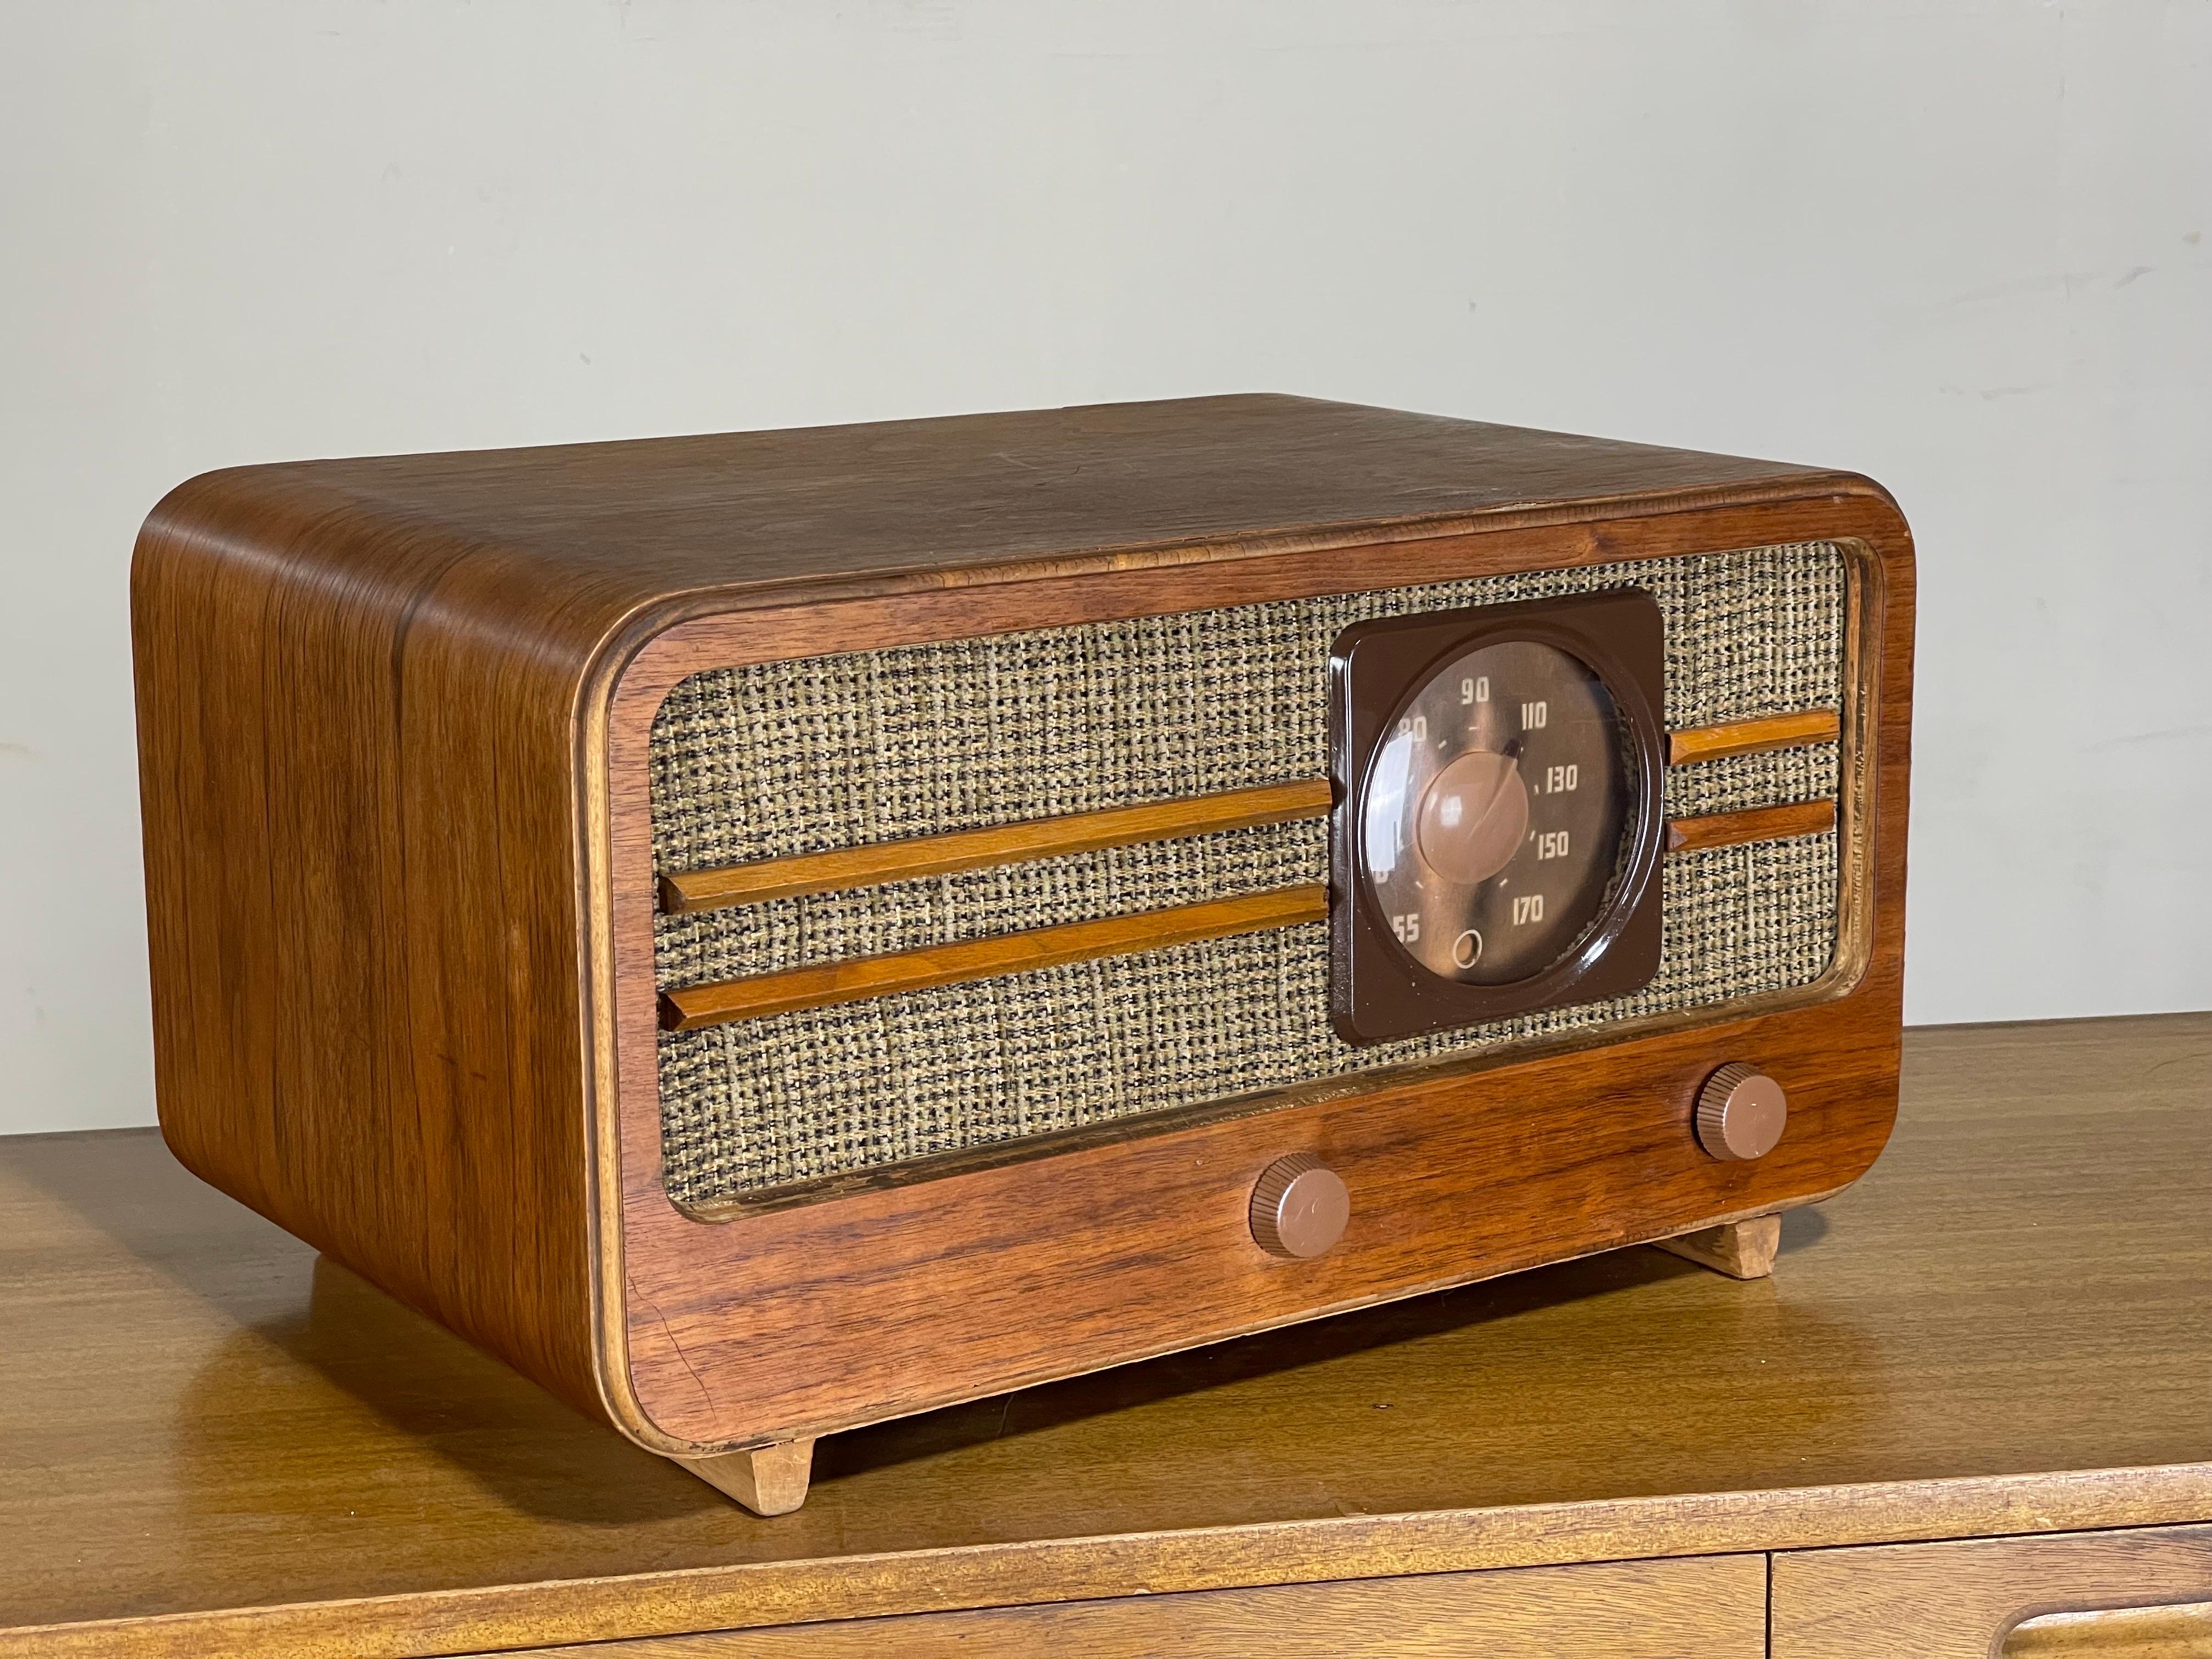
<box><xmin>153</xmin><ymin>393</ymin><xmax>1861</xmax><ymax>599</ymax></box>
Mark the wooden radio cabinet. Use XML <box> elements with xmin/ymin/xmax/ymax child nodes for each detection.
<box><xmin>129</xmin><ymin>396</ymin><xmax>1915</xmax><ymax>1510</ymax></box>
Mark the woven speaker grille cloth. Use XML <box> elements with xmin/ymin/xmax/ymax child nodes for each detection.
<box><xmin>651</xmin><ymin>541</ymin><xmax>1848</xmax><ymax>1203</ymax></box>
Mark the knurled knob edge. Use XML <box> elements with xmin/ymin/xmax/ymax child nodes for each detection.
<box><xmin>1249</xmin><ymin>1153</ymin><xmax>1348</xmax><ymax>1259</ymax></box>
<box><xmin>1696</xmin><ymin>1062</ymin><xmax>1787</xmax><ymax>1161</ymax></box>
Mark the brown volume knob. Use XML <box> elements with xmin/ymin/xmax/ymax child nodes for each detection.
<box><xmin>1249</xmin><ymin>1154</ymin><xmax>1350</xmax><ymax>1259</ymax></box>
<box><xmin>1696</xmin><ymin>1063</ymin><xmax>1788</xmax><ymax>1161</ymax></box>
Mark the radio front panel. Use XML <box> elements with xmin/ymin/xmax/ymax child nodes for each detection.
<box><xmin>645</xmin><ymin>540</ymin><xmax>1853</xmax><ymax>1208</ymax></box>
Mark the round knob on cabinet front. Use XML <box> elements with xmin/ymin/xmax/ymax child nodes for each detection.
<box><xmin>1695</xmin><ymin>1063</ymin><xmax>1788</xmax><ymax>1161</ymax></box>
<box><xmin>1249</xmin><ymin>1154</ymin><xmax>1351</xmax><ymax>1259</ymax></box>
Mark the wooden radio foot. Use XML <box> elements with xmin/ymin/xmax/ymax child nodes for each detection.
<box><xmin>674</xmin><ymin>1437</ymin><xmax>817</xmax><ymax>1516</ymax></box>
<box><xmin>1654</xmin><ymin>1214</ymin><xmax>1782</xmax><ymax>1280</ymax></box>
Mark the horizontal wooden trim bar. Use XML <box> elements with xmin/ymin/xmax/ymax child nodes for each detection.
<box><xmin>1667</xmin><ymin>708</ymin><xmax>1841</xmax><ymax>766</ymax></box>
<box><xmin>659</xmin><ymin>780</ymin><xmax>1335</xmax><ymax>916</ymax></box>
<box><xmin>659</xmin><ymin>713</ymin><xmax>1841</xmax><ymax>917</ymax></box>
<box><xmin>659</xmin><ymin>884</ymin><xmax>1331</xmax><ymax>1031</ymax></box>
<box><xmin>1666</xmin><ymin>798</ymin><xmax>1837</xmax><ymax>855</ymax></box>
<box><xmin>658</xmin><ymin>778</ymin><xmax>1836</xmax><ymax>1030</ymax></box>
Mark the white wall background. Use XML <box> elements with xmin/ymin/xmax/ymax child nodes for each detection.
<box><xmin>3</xmin><ymin>1</ymin><xmax>2207</xmax><ymax>1133</ymax></box>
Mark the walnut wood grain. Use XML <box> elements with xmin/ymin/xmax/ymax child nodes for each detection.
<box><xmin>0</xmin><ymin>1015</ymin><xmax>2205</xmax><ymax>1656</ymax></box>
<box><xmin>658</xmin><ymin>885</ymin><xmax>1331</xmax><ymax>1031</ymax></box>
<box><xmin>131</xmin><ymin>425</ymin><xmax>605</xmax><ymax>1419</ymax></box>
<box><xmin>1666</xmin><ymin>798</ymin><xmax>1838</xmax><ymax>854</ymax></box>
<box><xmin>1773</xmin><ymin>1525</ymin><xmax>2212</xmax><ymax>1659</ymax></box>
<box><xmin>491</xmin><ymin>1556</ymin><xmax>1768</xmax><ymax>1658</ymax></box>
<box><xmin>658</xmin><ymin>781</ymin><xmax>1335</xmax><ymax>914</ymax></box>
<box><xmin>1652</xmin><ymin>1214</ymin><xmax>1781</xmax><ymax>1279</ymax></box>
<box><xmin>1667</xmin><ymin>708</ymin><xmax>1842</xmax><ymax>765</ymax></box>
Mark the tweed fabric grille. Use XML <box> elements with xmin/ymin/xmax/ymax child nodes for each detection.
<box><xmin>1664</xmin><ymin>741</ymin><xmax>1841</xmax><ymax>820</ymax></box>
<box><xmin>658</xmin><ymin>834</ymin><xmax>1840</xmax><ymax>1202</ymax></box>
<box><xmin>656</xmin><ymin>819</ymin><xmax>1328</xmax><ymax>990</ymax></box>
<box><xmin>650</xmin><ymin>543</ymin><xmax>1846</xmax><ymax>876</ymax></box>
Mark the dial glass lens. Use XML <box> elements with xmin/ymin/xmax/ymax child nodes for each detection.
<box><xmin>1358</xmin><ymin>639</ymin><xmax>1633</xmax><ymax>986</ymax></box>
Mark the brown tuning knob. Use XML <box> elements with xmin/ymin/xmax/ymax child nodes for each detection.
<box><xmin>1249</xmin><ymin>1154</ymin><xmax>1350</xmax><ymax>1259</ymax></box>
<box><xmin>1695</xmin><ymin>1063</ymin><xmax>1788</xmax><ymax>1161</ymax></box>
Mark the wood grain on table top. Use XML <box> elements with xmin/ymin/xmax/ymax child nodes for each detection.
<box><xmin>0</xmin><ymin>1012</ymin><xmax>2205</xmax><ymax>1654</ymax></box>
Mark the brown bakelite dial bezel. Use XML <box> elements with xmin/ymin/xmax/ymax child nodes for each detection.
<box><xmin>1327</xmin><ymin>587</ymin><xmax>1668</xmax><ymax>1046</ymax></box>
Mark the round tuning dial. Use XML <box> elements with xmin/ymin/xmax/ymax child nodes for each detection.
<box><xmin>1356</xmin><ymin>637</ymin><xmax>1637</xmax><ymax>988</ymax></box>
<box><xmin>1695</xmin><ymin>1063</ymin><xmax>1788</xmax><ymax>1161</ymax></box>
<box><xmin>1249</xmin><ymin>1154</ymin><xmax>1351</xmax><ymax>1259</ymax></box>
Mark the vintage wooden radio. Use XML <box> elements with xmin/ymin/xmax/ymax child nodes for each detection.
<box><xmin>132</xmin><ymin>396</ymin><xmax>1913</xmax><ymax>1514</ymax></box>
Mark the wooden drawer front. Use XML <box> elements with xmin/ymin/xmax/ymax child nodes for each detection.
<box><xmin>2006</xmin><ymin>1599</ymin><xmax>2212</xmax><ymax>1656</ymax></box>
<box><xmin>502</xmin><ymin>1555</ymin><xmax>1763</xmax><ymax>1658</ymax></box>
<box><xmin>1773</xmin><ymin>1524</ymin><xmax>2212</xmax><ymax>1659</ymax></box>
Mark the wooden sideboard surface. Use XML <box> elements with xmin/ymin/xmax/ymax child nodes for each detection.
<box><xmin>0</xmin><ymin>1012</ymin><xmax>2205</xmax><ymax>1658</ymax></box>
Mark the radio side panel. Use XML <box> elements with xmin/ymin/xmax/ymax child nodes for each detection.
<box><xmin>129</xmin><ymin>468</ymin><xmax>612</xmax><ymax>1423</ymax></box>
